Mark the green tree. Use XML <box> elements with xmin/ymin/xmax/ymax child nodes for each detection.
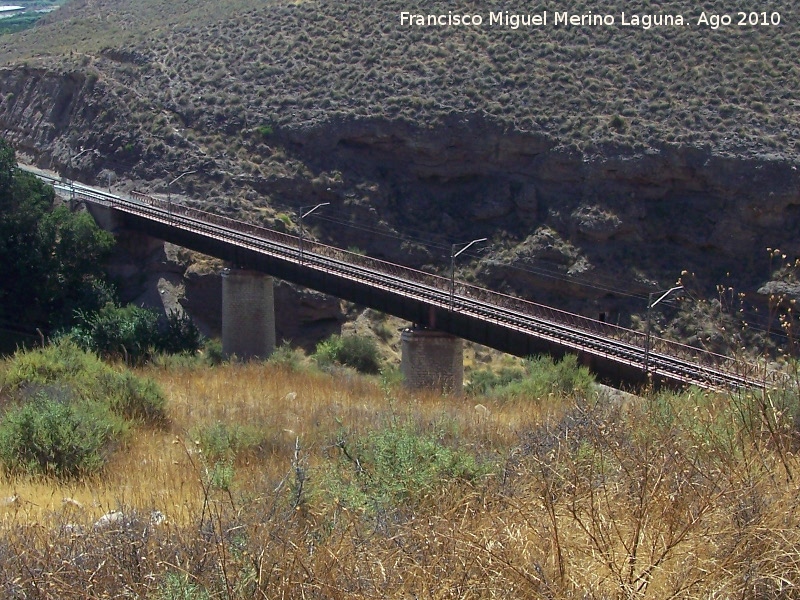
<box><xmin>0</xmin><ymin>139</ymin><xmax>114</xmax><ymax>349</ymax></box>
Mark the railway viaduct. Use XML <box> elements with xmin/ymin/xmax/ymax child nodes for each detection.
<box><xmin>27</xmin><ymin>168</ymin><xmax>766</xmax><ymax>393</ymax></box>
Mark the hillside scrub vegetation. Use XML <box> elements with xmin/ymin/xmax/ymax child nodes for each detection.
<box><xmin>3</xmin><ymin>0</ymin><xmax>798</xmax><ymax>159</ymax></box>
<box><xmin>1</xmin><ymin>3</ymin><xmax>800</xmax><ymax>592</ymax></box>
<box><xmin>0</xmin><ymin>344</ymin><xmax>799</xmax><ymax>596</ymax></box>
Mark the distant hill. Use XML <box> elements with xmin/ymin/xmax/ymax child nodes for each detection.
<box><xmin>1</xmin><ymin>0</ymin><xmax>798</xmax><ymax>158</ymax></box>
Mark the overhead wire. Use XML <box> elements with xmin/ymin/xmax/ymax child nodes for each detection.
<box><xmin>54</xmin><ymin>172</ymin><xmax>795</xmax><ymax>343</ymax></box>
<box><xmin>304</xmin><ymin>211</ymin><xmax>672</xmax><ymax>302</ymax></box>
<box><xmin>306</xmin><ymin>209</ymin><xmax>795</xmax><ymax>340</ymax></box>
<box><xmin>54</xmin><ymin>170</ymin><xmax>761</xmax><ymax>311</ymax></box>
<box><xmin>310</xmin><ymin>211</ymin><xmax>794</xmax><ymax>321</ymax></box>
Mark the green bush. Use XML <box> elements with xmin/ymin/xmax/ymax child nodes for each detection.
<box><xmin>0</xmin><ymin>392</ymin><xmax>126</xmax><ymax>478</ymax></box>
<box><xmin>256</xmin><ymin>124</ymin><xmax>274</xmax><ymax>138</ymax></box>
<box><xmin>203</xmin><ymin>338</ymin><xmax>225</xmax><ymax>366</ymax></box>
<box><xmin>191</xmin><ymin>421</ymin><xmax>263</xmax><ymax>463</ymax></box>
<box><xmin>67</xmin><ymin>304</ymin><xmax>159</xmax><ymax>363</ymax></box>
<box><xmin>105</xmin><ymin>371</ymin><xmax>166</xmax><ymax>424</ymax></box>
<box><xmin>65</xmin><ymin>304</ymin><xmax>203</xmax><ymax>365</ymax></box>
<box><xmin>467</xmin><ymin>354</ymin><xmax>594</xmax><ymax>401</ymax></box>
<box><xmin>312</xmin><ymin>337</ymin><xmax>337</xmax><ymax>368</ymax></box>
<box><xmin>268</xmin><ymin>341</ymin><xmax>305</xmax><ymax>371</ymax></box>
<box><xmin>645</xmin><ymin>387</ymin><xmax>729</xmax><ymax>449</ymax></box>
<box><xmin>0</xmin><ymin>341</ymin><xmax>169</xmax><ymax>478</ymax></box>
<box><xmin>204</xmin><ymin>459</ymin><xmax>235</xmax><ymax>492</ymax></box>
<box><xmin>160</xmin><ymin>310</ymin><xmax>204</xmax><ymax>355</ymax></box>
<box><xmin>156</xmin><ymin>573</ymin><xmax>210</xmax><ymax>600</ymax></box>
<box><xmin>313</xmin><ymin>334</ymin><xmax>381</xmax><ymax>374</ymax></box>
<box><xmin>189</xmin><ymin>421</ymin><xmax>268</xmax><ymax>493</ymax></box>
<box><xmin>318</xmin><ymin>421</ymin><xmax>493</xmax><ymax>515</ymax></box>
<box><xmin>151</xmin><ymin>339</ymin><xmax>225</xmax><ymax>369</ymax></box>
<box><xmin>609</xmin><ymin>114</ymin><xmax>628</xmax><ymax>131</ymax></box>
<box><xmin>1</xmin><ymin>340</ymin><xmax>167</xmax><ymax>426</ymax></box>
<box><xmin>275</xmin><ymin>212</ymin><xmax>292</xmax><ymax>227</ymax></box>
<box><xmin>2</xmin><ymin>338</ymin><xmax>114</xmax><ymax>397</ymax></box>
<box><xmin>466</xmin><ymin>365</ymin><xmax>526</xmax><ymax>396</ymax></box>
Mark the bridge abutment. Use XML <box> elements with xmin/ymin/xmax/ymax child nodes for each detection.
<box><xmin>400</xmin><ymin>328</ymin><xmax>463</xmax><ymax>394</ymax></box>
<box><xmin>222</xmin><ymin>268</ymin><xmax>276</xmax><ymax>360</ymax></box>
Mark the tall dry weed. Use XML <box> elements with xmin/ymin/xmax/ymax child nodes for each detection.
<box><xmin>0</xmin><ymin>359</ymin><xmax>799</xmax><ymax>597</ymax></box>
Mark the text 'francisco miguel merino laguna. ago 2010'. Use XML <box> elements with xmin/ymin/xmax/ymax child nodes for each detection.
<box><xmin>398</xmin><ymin>11</ymin><xmax>783</xmax><ymax>30</ymax></box>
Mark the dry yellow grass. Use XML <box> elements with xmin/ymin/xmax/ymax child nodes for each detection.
<box><xmin>1</xmin><ymin>359</ymin><xmax>800</xmax><ymax>598</ymax></box>
<box><xmin>0</xmin><ymin>361</ymin><xmax>539</xmax><ymax>524</ymax></box>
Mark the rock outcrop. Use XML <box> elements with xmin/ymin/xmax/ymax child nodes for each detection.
<box><xmin>285</xmin><ymin>118</ymin><xmax>800</xmax><ymax>320</ymax></box>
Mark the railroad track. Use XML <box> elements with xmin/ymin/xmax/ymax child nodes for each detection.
<box><xmin>26</xmin><ymin>167</ymin><xmax>782</xmax><ymax>392</ymax></box>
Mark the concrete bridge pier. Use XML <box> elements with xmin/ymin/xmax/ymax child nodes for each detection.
<box><xmin>400</xmin><ymin>327</ymin><xmax>463</xmax><ymax>394</ymax></box>
<box><xmin>221</xmin><ymin>268</ymin><xmax>276</xmax><ymax>360</ymax></box>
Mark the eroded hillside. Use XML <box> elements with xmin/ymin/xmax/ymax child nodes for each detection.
<box><xmin>0</xmin><ymin>0</ymin><xmax>798</xmax><ymax>330</ymax></box>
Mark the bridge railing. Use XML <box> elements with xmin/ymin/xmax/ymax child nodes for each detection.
<box><xmin>77</xmin><ymin>185</ymin><xmax>767</xmax><ymax>385</ymax></box>
<box><xmin>298</xmin><ymin>234</ymin><xmax>753</xmax><ymax>374</ymax></box>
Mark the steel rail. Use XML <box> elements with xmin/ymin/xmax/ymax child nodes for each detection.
<box><xmin>124</xmin><ymin>193</ymin><xmax>760</xmax><ymax>388</ymax></box>
<box><xmin>25</xmin><ymin>166</ymin><xmax>781</xmax><ymax>391</ymax></box>
<box><xmin>62</xmin><ymin>181</ymin><xmax>765</xmax><ymax>388</ymax></box>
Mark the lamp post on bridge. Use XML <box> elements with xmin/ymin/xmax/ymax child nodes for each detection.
<box><xmin>69</xmin><ymin>147</ymin><xmax>94</xmax><ymax>202</ymax></box>
<box><xmin>167</xmin><ymin>170</ymin><xmax>196</xmax><ymax>220</ymax></box>
<box><xmin>644</xmin><ymin>285</ymin><xmax>684</xmax><ymax>375</ymax></box>
<box><xmin>450</xmin><ymin>238</ymin><xmax>487</xmax><ymax>311</ymax></box>
<box><xmin>299</xmin><ymin>202</ymin><xmax>329</xmax><ymax>264</ymax></box>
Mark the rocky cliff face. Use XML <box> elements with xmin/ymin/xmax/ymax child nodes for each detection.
<box><xmin>0</xmin><ymin>65</ymin><xmax>192</xmax><ymax>185</ymax></box>
<box><xmin>2</xmin><ymin>67</ymin><xmax>799</xmax><ymax>331</ymax></box>
<box><xmin>0</xmin><ymin>68</ymin><xmax>89</xmax><ymax>146</ymax></box>
<box><xmin>282</xmin><ymin>117</ymin><xmax>800</xmax><ymax>320</ymax></box>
